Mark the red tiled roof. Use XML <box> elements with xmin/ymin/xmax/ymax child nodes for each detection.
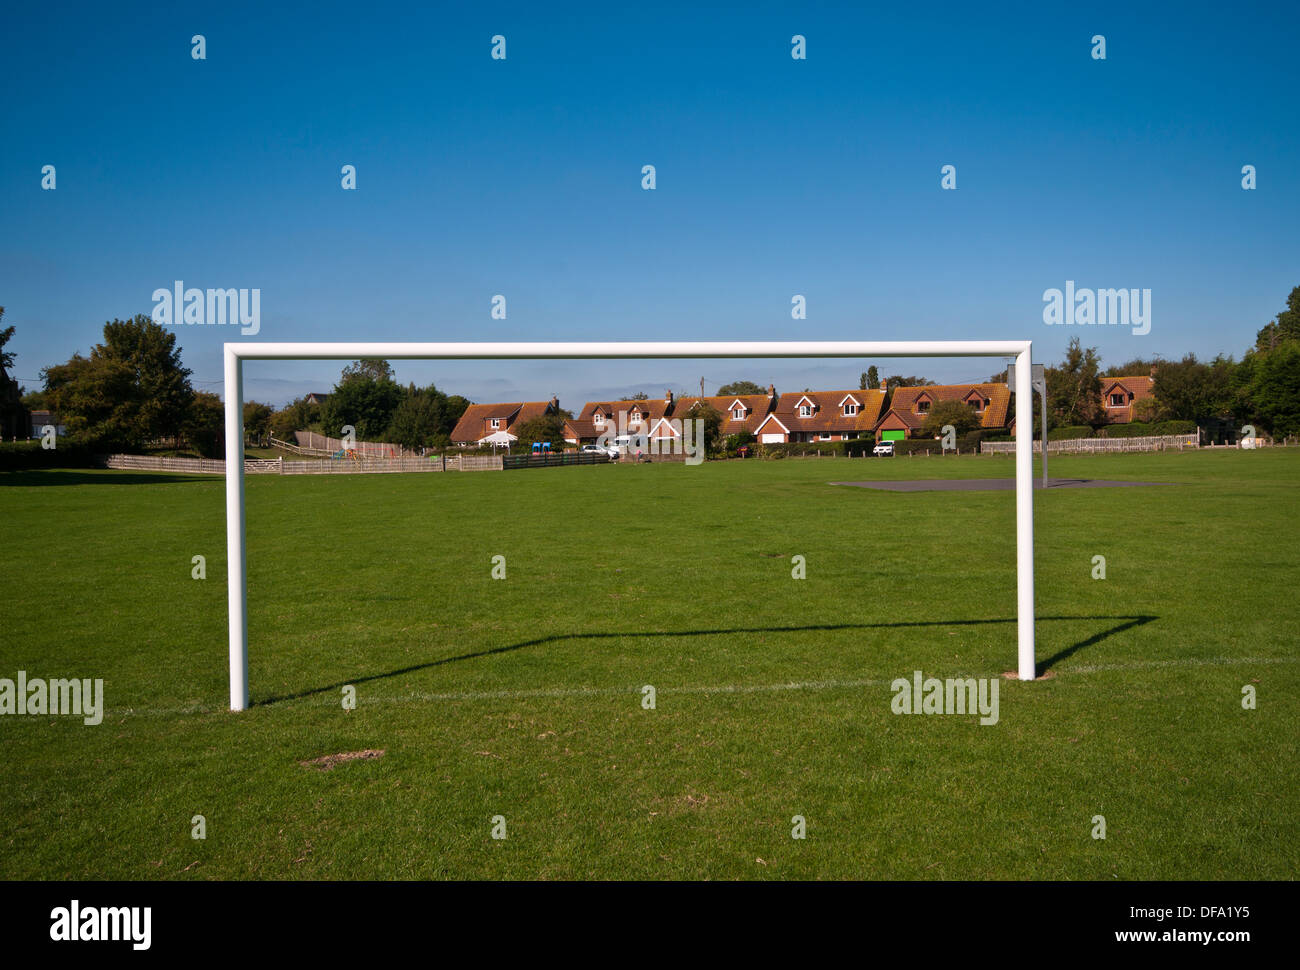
<box><xmin>671</xmin><ymin>394</ymin><xmax>775</xmax><ymax>436</ymax></box>
<box><xmin>1100</xmin><ymin>376</ymin><xmax>1155</xmax><ymax>424</ymax></box>
<box><xmin>879</xmin><ymin>383</ymin><xmax>1011</xmax><ymax>433</ymax></box>
<box><xmin>759</xmin><ymin>389</ymin><xmax>885</xmax><ymax>438</ymax></box>
<box><xmin>450</xmin><ymin>400</ymin><xmax>555</xmax><ymax>443</ymax></box>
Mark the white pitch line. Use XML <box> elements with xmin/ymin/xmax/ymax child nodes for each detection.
<box><xmin>102</xmin><ymin>657</ymin><xmax>1299</xmax><ymax>718</ymax></box>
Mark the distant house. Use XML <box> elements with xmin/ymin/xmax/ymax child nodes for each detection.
<box><xmin>754</xmin><ymin>388</ymin><xmax>885</xmax><ymax>443</ymax></box>
<box><xmin>305</xmin><ymin>392</ymin><xmax>331</xmax><ymax>406</ymax></box>
<box><xmin>565</xmin><ymin>387</ymin><xmax>778</xmax><ymax>446</ymax></box>
<box><xmin>565</xmin><ymin>393</ymin><xmax>676</xmax><ymax>445</ymax></box>
<box><xmin>450</xmin><ymin>397</ymin><xmax>560</xmax><ymax>447</ymax></box>
<box><xmin>873</xmin><ymin>382</ymin><xmax>1011</xmax><ymax>440</ymax></box>
<box><xmin>28</xmin><ymin>410</ymin><xmax>66</xmax><ymax>438</ymax></box>
<box><xmin>1099</xmin><ymin>376</ymin><xmax>1155</xmax><ymax>424</ymax></box>
<box><xmin>662</xmin><ymin>386</ymin><xmax>777</xmax><ymax>440</ymax></box>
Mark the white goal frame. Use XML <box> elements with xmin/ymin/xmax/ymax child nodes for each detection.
<box><xmin>224</xmin><ymin>340</ymin><xmax>1037</xmax><ymax>710</ymax></box>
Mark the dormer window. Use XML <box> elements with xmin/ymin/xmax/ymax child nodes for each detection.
<box><xmin>843</xmin><ymin>403</ymin><xmax>858</xmax><ymax>416</ymax></box>
<box><xmin>799</xmin><ymin>404</ymin><xmax>813</xmax><ymax>417</ymax></box>
<box><xmin>594</xmin><ymin>412</ymin><xmax>605</xmax><ymax>426</ymax></box>
<box><xmin>917</xmin><ymin>400</ymin><xmax>930</xmax><ymax>414</ymax></box>
<box><xmin>732</xmin><ymin>406</ymin><xmax>745</xmax><ymax>420</ymax></box>
<box><xmin>1109</xmin><ymin>393</ymin><xmax>1125</xmax><ymax>407</ymax></box>
<box><xmin>490</xmin><ymin>418</ymin><xmax>501</xmax><ymax>429</ymax></box>
<box><xmin>630</xmin><ymin>411</ymin><xmax>642</xmax><ymax>425</ymax></box>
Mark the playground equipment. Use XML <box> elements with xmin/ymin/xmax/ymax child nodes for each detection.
<box><xmin>531</xmin><ymin>441</ymin><xmax>552</xmax><ymax>454</ymax></box>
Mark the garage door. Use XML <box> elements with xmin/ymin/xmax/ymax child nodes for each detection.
<box><xmin>760</xmin><ymin>433</ymin><xmax>784</xmax><ymax>443</ymax></box>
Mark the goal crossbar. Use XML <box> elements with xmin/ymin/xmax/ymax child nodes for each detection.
<box><xmin>224</xmin><ymin>340</ymin><xmax>1037</xmax><ymax>710</ymax></box>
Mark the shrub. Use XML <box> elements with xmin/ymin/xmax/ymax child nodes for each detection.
<box><xmin>0</xmin><ymin>440</ymin><xmax>100</xmax><ymax>471</ymax></box>
<box><xmin>1047</xmin><ymin>425</ymin><xmax>1094</xmax><ymax>441</ymax></box>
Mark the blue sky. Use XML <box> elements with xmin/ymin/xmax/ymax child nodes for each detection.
<box><xmin>3</xmin><ymin>1</ymin><xmax>1297</xmax><ymax>408</ymax></box>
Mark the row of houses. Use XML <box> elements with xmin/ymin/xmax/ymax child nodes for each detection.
<box><xmin>447</xmin><ymin>375</ymin><xmax>1157</xmax><ymax>448</ymax></box>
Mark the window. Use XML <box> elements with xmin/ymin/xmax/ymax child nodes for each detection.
<box><xmin>799</xmin><ymin>404</ymin><xmax>813</xmax><ymax>417</ymax></box>
<box><xmin>733</xmin><ymin>407</ymin><xmax>745</xmax><ymax>420</ymax></box>
<box><xmin>1110</xmin><ymin>393</ymin><xmax>1125</xmax><ymax>407</ymax></box>
<box><xmin>968</xmin><ymin>400</ymin><xmax>980</xmax><ymax>411</ymax></box>
<box><xmin>490</xmin><ymin>418</ymin><xmax>500</xmax><ymax>429</ymax></box>
<box><xmin>819</xmin><ymin>433</ymin><xmax>832</xmax><ymax>441</ymax></box>
<box><xmin>917</xmin><ymin>400</ymin><xmax>930</xmax><ymax>414</ymax></box>
<box><xmin>594</xmin><ymin>412</ymin><xmax>604</xmax><ymax>426</ymax></box>
<box><xmin>844</xmin><ymin>403</ymin><xmax>858</xmax><ymax>416</ymax></box>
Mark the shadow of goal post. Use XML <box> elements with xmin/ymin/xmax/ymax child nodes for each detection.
<box><xmin>224</xmin><ymin>340</ymin><xmax>1037</xmax><ymax>710</ymax></box>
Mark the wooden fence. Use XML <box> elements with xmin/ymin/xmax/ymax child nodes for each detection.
<box><xmin>101</xmin><ymin>453</ymin><xmax>504</xmax><ymax>474</ymax></box>
<box><xmin>292</xmin><ymin>430</ymin><xmax>421</xmax><ymax>458</ymax></box>
<box><xmin>980</xmin><ymin>433</ymin><xmax>1198</xmax><ymax>455</ymax></box>
<box><xmin>102</xmin><ymin>455</ymin><xmax>283</xmax><ymax>474</ymax></box>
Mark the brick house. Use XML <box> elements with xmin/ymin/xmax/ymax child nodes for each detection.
<box><xmin>564</xmin><ymin>392</ymin><xmax>676</xmax><ymax>445</ymax></box>
<box><xmin>450</xmin><ymin>397</ymin><xmax>560</xmax><ymax>446</ymax></box>
<box><xmin>753</xmin><ymin>388</ymin><xmax>886</xmax><ymax>443</ymax></box>
<box><xmin>566</xmin><ymin>387</ymin><xmax>778</xmax><ymax>445</ymax></box>
<box><xmin>661</xmin><ymin>387</ymin><xmax>777</xmax><ymax>440</ymax></box>
<box><xmin>1099</xmin><ymin>376</ymin><xmax>1155</xmax><ymax>424</ymax></box>
<box><xmin>873</xmin><ymin>382</ymin><xmax>1011</xmax><ymax>440</ymax></box>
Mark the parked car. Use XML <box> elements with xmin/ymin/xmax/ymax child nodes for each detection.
<box><xmin>873</xmin><ymin>441</ymin><xmax>895</xmax><ymax>456</ymax></box>
<box><xmin>580</xmin><ymin>443</ymin><xmax>619</xmax><ymax>459</ymax></box>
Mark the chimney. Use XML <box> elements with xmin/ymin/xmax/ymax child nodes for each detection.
<box><xmin>1149</xmin><ymin>365</ymin><xmax>1157</xmax><ymax>378</ymax></box>
<box><xmin>880</xmin><ymin>380</ymin><xmax>888</xmax><ymax>394</ymax></box>
<box><xmin>550</xmin><ymin>395</ymin><xmax>559</xmax><ymax>410</ymax></box>
<box><xmin>767</xmin><ymin>383</ymin><xmax>776</xmax><ymax>399</ymax></box>
<box><xmin>665</xmin><ymin>389</ymin><xmax>673</xmax><ymax>405</ymax></box>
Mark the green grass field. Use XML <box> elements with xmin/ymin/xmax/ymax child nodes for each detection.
<box><xmin>1</xmin><ymin>450</ymin><xmax>1296</xmax><ymax>879</ymax></box>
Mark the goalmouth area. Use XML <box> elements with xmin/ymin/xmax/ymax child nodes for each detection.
<box><xmin>224</xmin><ymin>340</ymin><xmax>1041</xmax><ymax>710</ymax></box>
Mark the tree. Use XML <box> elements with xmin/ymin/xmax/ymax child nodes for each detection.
<box><xmin>1103</xmin><ymin>357</ymin><xmax>1162</xmax><ymax>378</ymax></box>
<box><xmin>918</xmin><ymin>399</ymin><xmax>981</xmax><ymax>438</ymax></box>
<box><xmin>0</xmin><ymin>307</ymin><xmax>32</xmax><ymax>441</ymax></box>
<box><xmin>883</xmin><ymin>375</ymin><xmax>934</xmax><ymax>388</ymax></box>
<box><xmin>340</xmin><ymin>358</ymin><xmax>396</xmax><ymax>383</ymax></box>
<box><xmin>511</xmin><ymin>413</ymin><xmax>568</xmax><ymax>450</ymax></box>
<box><xmin>443</xmin><ymin>394</ymin><xmax>471</xmax><ymax>432</ymax></box>
<box><xmin>1255</xmin><ymin>286</ymin><xmax>1300</xmax><ymax>351</ymax></box>
<box><xmin>0</xmin><ymin>309</ymin><xmax>14</xmax><ymax>372</ymax></box>
<box><xmin>716</xmin><ymin>380</ymin><xmax>766</xmax><ymax>396</ymax></box>
<box><xmin>41</xmin><ymin>315</ymin><xmax>194</xmax><ymax>449</ymax></box>
<box><xmin>1241</xmin><ymin>343</ymin><xmax>1300</xmax><ymax>438</ymax></box>
<box><xmin>40</xmin><ymin>353</ymin><xmax>140</xmax><ymax>449</ymax></box>
<box><xmin>1045</xmin><ymin>337</ymin><xmax>1103</xmax><ymax>427</ymax></box>
<box><xmin>625</xmin><ymin>391</ymin><xmax>650</xmax><ymax>400</ymax></box>
<box><xmin>269</xmin><ymin>395</ymin><xmax>323</xmax><ymax>443</ymax></box>
<box><xmin>243</xmin><ymin>401</ymin><xmax>273</xmax><ymax>446</ymax></box>
<box><xmin>100</xmin><ymin>316</ymin><xmax>194</xmax><ymax>440</ymax></box>
<box><xmin>1131</xmin><ymin>397</ymin><xmax>1160</xmax><ymax>423</ymax></box>
<box><xmin>864</xmin><ymin>366</ymin><xmax>879</xmax><ymax>390</ymax></box>
<box><xmin>321</xmin><ymin>361</ymin><xmax>404</xmax><ymax>439</ymax></box>
<box><xmin>386</xmin><ymin>387</ymin><xmax>446</xmax><ymax>451</ymax></box>
<box><xmin>184</xmin><ymin>391</ymin><xmax>226</xmax><ymax>458</ymax></box>
<box><xmin>682</xmin><ymin>401</ymin><xmax>723</xmax><ymax>454</ymax></box>
<box><xmin>1152</xmin><ymin>353</ymin><xmax>1236</xmax><ymax>422</ymax></box>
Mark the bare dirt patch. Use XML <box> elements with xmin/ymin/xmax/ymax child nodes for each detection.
<box><xmin>299</xmin><ymin>749</ymin><xmax>386</xmax><ymax>770</ymax></box>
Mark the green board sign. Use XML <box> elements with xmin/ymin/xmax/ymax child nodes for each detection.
<box><xmin>882</xmin><ymin>430</ymin><xmax>905</xmax><ymax>441</ymax></box>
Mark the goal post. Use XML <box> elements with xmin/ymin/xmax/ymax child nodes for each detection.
<box><xmin>224</xmin><ymin>340</ymin><xmax>1037</xmax><ymax>710</ymax></box>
